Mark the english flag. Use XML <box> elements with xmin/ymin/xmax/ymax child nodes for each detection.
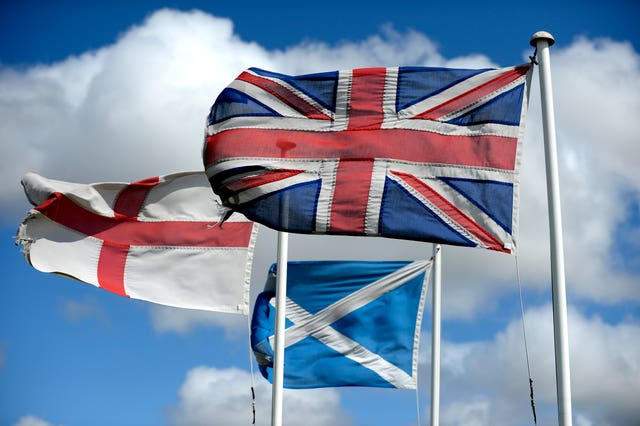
<box><xmin>16</xmin><ymin>171</ymin><xmax>258</xmax><ymax>314</ymax></box>
<box><xmin>204</xmin><ymin>65</ymin><xmax>532</xmax><ymax>253</ymax></box>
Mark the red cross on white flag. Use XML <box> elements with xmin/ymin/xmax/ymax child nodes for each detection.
<box><xmin>17</xmin><ymin>171</ymin><xmax>258</xmax><ymax>314</ymax></box>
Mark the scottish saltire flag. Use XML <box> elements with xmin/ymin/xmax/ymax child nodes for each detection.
<box><xmin>204</xmin><ymin>65</ymin><xmax>532</xmax><ymax>253</ymax></box>
<box><xmin>16</xmin><ymin>171</ymin><xmax>258</xmax><ymax>314</ymax></box>
<box><xmin>250</xmin><ymin>260</ymin><xmax>432</xmax><ymax>388</ymax></box>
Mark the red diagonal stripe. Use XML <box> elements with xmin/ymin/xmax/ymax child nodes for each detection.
<box><xmin>113</xmin><ymin>176</ymin><xmax>159</xmax><ymax>219</ymax></box>
<box><xmin>347</xmin><ymin>68</ymin><xmax>386</xmax><ymax>130</ymax></box>
<box><xmin>415</xmin><ymin>66</ymin><xmax>530</xmax><ymax>121</ymax></box>
<box><xmin>238</xmin><ymin>71</ymin><xmax>331</xmax><ymax>120</ymax></box>
<box><xmin>329</xmin><ymin>159</ymin><xmax>374</xmax><ymax>233</ymax></box>
<box><xmin>390</xmin><ymin>170</ymin><xmax>507</xmax><ymax>252</ymax></box>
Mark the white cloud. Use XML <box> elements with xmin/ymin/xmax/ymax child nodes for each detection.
<box><xmin>12</xmin><ymin>415</ymin><xmax>57</xmax><ymax>426</ymax></box>
<box><xmin>168</xmin><ymin>366</ymin><xmax>351</xmax><ymax>426</ymax></box>
<box><xmin>529</xmin><ymin>36</ymin><xmax>640</xmax><ymax>304</ymax></box>
<box><xmin>271</xmin><ymin>24</ymin><xmax>495</xmax><ymax>74</ymax></box>
<box><xmin>0</xmin><ymin>9</ymin><xmax>273</xmax><ymax>224</ymax></box>
<box><xmin>553</xmin><ymin>37</ymin><xmax>640</xmax><ymax>186</ymax></box>
<box><xmin>440</xmin><ymin>397</ymin><xmax>491</xmax><ymax>426</ymax></box>
<box><xmin>421</xmin><ymin>305</ymin><xmax>640</xmax><ymax>425</ymax></box>
<box><xmin>1</xmin><ymin>8</ymin><xmax>638</xmax><ymax>322</ymax></box>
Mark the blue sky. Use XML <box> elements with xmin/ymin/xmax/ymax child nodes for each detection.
<box><xmin>1</xmin><ymin>1</ymin><xmax>639</xmax><ymax>426</ymax></box>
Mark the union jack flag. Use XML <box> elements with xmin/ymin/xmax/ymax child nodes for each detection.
<box><xmin>203</xmin><ymin>64</ymin><xmax>532</xmax><ymax>253</ymax></box>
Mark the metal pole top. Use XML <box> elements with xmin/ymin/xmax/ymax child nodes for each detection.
<box><xmin>530</xmin><ymin>31</ymin><xmax>555</xmax><ymax>47</ymax></box>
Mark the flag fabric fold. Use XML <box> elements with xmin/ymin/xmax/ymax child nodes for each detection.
<box><xmin>250</xmin><ymin>259</ymin><xmax>432</xmax><ymax>389</ymax></box>
<box><xmin>204</xmin><ymin>64</ymin><xmax>532</xmax><ymax>253</ymax></box>
<box><xmin>16</xmin><ymin>171</ymin><xmax>258</xmax><ymax>314</ymax></box>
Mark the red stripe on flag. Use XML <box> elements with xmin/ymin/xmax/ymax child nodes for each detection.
<box><xmin>347</xmin><ymin>68</ymin><xmax>386</xmax><ymax>130</ymax></box>
<box><xmin>415</xmin><ymin>66</ymin><xmax>530</xmax><ymax>121</ymax></box>
<box><xmin>329</xmin><ymin>159</ymin><xmax>374</xmax><ymax>233</ymax></box>
<box><xmin>113</xmin><ymin>176</ymin><xmax>159</xmax><ymax>219</ymax></box>
<box><xmin>390</xmin><ymin>171</ymin><xmax>507</xmax><ymax>252</ymax></box>
<box><xmin>205</xmin><ymin>128</ymin><xmax>518</xmax><ymax>171</ymax></box>
<box><xmin>238</xmin><ymin>72</ymin><xmax>332</xmax><ymax>120</ymax></box>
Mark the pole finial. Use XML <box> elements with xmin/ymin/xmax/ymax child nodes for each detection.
<box><xmin>530</xmin><ymin>31</ymin><xmax>555</xmax><ymax>47</ymax></box>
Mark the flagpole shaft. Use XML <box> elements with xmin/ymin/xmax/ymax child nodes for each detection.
<box><xmin>531</xmin><ymin>31</ymin><xmax>573</xmax><ymax>426</ymax></box>
<box><xmin>271</xmin><ymin>231</ymin><xmax>288</xmax><ymax>426</ymax></box>
<box><xmin>430</xmin><ymin>244</ymin><xmax>442</xmax><ymax>426</ymax></box>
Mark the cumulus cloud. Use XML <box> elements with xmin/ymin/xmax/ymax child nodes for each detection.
<box><xmin>167</xmin><ymin>366</ymin><xmax>351</xmax><ymax>426</ymax></box>
<box><xmin>1</xmin><ymin>8</ymin><xmax>638</xmax><ymax>320</ymax></box>
<box><xmin>1</xmin><ymin>9</ymin><xmax>273</xmax><ymax>224</ymax></box>
<box><xmin>521</xmin><ymin>36</ymin><xmax>640</xmax><ymax>301</ymax></box>
<box><xmin>271</xmin><ymin>24</ymin><xmax>496</xmax><ymax>74</ymax></box>
<box><xmin>421</xmin><ymin>305</ymin><xmax>640</xmax><ymax>426</ymax></box>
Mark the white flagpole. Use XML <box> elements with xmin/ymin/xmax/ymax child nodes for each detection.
<box><xmin>430</xmin><ymin>244</ymin><xmax>442</xmax><ymax>426</ymax></box>
<box><xmin>530</xmin><ymin>31</ymin><xmax>573</xmax><ymax>426</ymax></box>
<box><xmin>271</xmin><ymin>231</ymin><xmax>288</xmax><ymax>426</ymax></box>
<box><xmin>271</xmin><ymin>141</ymin><xmax>295</xmax><ymax>426</ymax></box>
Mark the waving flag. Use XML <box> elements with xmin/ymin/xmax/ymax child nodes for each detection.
<box><xmin>16</xmin><ymin>171</ymin><xmax>258</xmax><ymax>314</ymax></box>
<box><xmin>250</xmin><ymin>260</ymin><xmax>431</xmax><ymax>389</ymax></box>
<box><xmin>204</xmin><ymin>65</ymin><xmax>532</xmax><ymax>253</ymax></box>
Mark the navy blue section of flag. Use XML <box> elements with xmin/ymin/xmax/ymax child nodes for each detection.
<box><xmin>250</xmin><ymin>260</ymin><xmax>432</xmax><ymax>389</ymax></box>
